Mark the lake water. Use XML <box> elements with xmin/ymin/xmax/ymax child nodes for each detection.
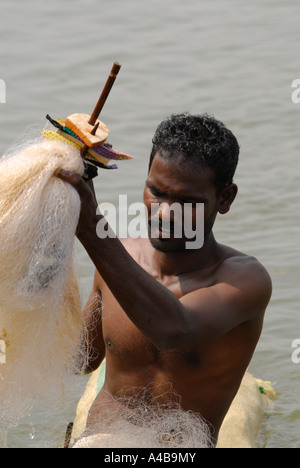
<box><xmin>0</xmin><ymin>0</ymin><xmax>299</xmax><ymax>448</ymax></box>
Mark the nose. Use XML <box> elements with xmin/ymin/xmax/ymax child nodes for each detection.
<box><xmin>158</xmin><ymin>201</ymin><xmax>170</xmax><ymax>218</ymax></box>
<box><xmin>154</xmin><ymin>201</ymin><xmax>183</xmax><ymax>227</ymax></box>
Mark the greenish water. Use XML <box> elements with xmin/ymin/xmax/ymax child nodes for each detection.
<box><xmin>0</xmin><ymin>0</ymin><xmax>299</xmax><ymax>448</ymax></box>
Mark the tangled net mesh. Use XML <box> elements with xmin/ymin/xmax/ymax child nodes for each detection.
<box><xmin>0</xmin><ymin>138</ymin><xmax>88</xmax><ymax>425</ymax></box>
<box><xmin>73</xmin><ymin>384</ymin><xmax>214</xmax><ymax>449</ymax></box>
<box><xmin>0</xmin><ymin>136</ymin><xmax>213</xmax><ymax>448</ymax></box>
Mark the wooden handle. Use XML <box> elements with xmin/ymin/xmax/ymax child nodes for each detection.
<box><xmin>88</xmin><ymin>62</ymin><xmax>121</xmax><ymax>126</ymax></box>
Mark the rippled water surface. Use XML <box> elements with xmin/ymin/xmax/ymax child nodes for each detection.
<box><xmin>0</xmin><ymin>0</ymin><xmax>299</xmax><ymax>448</ymax></box>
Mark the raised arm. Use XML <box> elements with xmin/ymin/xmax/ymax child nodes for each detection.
<box><xmin>59</xmin><ymin>172</ymin><xmax>272</xmax><ymax>351</ymax></box>
<box><xmin>81</xmin><ymin>233</ymin><xmax>271</xmax><ymax>350</ymax></box>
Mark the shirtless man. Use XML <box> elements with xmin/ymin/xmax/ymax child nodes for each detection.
<box><xmin>59</xmin><ymin>113</ymin><xmax>272</xmax><ymax>446</ymax></box>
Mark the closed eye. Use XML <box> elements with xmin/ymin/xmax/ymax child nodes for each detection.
<box><xmin>146</xmin><ymin>182</ymin><xmax>165</xmax><ymax>198</ymax></box>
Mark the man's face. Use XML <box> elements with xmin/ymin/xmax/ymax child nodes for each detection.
<box><xmin>143</xmin><ymin>150</ymin><xmax>220</xmax><ymax>253</ymax></box>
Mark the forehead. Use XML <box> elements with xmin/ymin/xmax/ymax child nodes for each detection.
<box><xmin>147</xmin><ymin>151</ymin><xmax>217</xmax><ymax>200</ymax></box>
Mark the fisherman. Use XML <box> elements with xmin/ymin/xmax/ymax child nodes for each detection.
<box><xmin>58</xmin><ymin>113</ymin><xmax>272</xmax><ymax>446</ymax></box>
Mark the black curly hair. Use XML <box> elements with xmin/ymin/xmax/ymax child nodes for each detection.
<box><xmin>149</xmin><ymin>113</ymin><xmax>240</xmax><ymax>194</ymax></box>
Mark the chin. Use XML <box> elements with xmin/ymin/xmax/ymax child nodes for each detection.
<box><xmin>148</xmin><ymin>236</ymin><xmax>186</xmax><ymax>253</ymax></box>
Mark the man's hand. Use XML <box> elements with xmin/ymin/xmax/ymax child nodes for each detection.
<box><xmin>55</xmin><ymin>170</ymin><xmax>99</xmax><ymax>241</ymax></box>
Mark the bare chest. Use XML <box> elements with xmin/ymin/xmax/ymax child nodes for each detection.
<box><xmin>101</xmin><ymin>285</ymin><xmax>203</xmax><ymax>372</ymax></box>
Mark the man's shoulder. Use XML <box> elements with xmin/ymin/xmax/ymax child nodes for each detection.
<box><xmin>217</xmin><ymin>245</ymin><xmax>272</xmax><ymax>302</ymax></box>
<box><xmin>219</xmin><ymin>245</ymin><xmax>271</xmax><ymax>277</ymax></box>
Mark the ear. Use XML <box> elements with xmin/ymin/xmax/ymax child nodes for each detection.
<box><xmin>218</xmin><ymin>183</ymin><xmax>238</xmax><ymax>214</ymax></box>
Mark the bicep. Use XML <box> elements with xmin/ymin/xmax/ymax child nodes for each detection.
<box><xmin>179</xmin><ymin>266</ymin><xmax>271</xmax><ymax>345</ymax></box>
<box><xmin>179</xmin><ymin>284</ymin><xmax>247</xmax><ymax>343</ymax></box>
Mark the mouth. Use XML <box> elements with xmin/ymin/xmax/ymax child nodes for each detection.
<box><xmin>148</xmin><ymin>218</ymin><xmax>176</xmax><ymax>239</ymax></box>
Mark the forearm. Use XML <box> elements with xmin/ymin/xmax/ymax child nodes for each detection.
<box><xmin>55</xmin><ymin>171</ymin><xmax>188</xmax><ymax>349</ymax></box>
<box><xmin>79</xmin><ymin>216</ymin><xmax>186</xmax><ymax>350</ymax></box>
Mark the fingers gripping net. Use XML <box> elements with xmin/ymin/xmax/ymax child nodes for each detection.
<box><xmin>0</xmin><ymin>139</ymin><xmax>87</xmax><ymax>423</ymax></box>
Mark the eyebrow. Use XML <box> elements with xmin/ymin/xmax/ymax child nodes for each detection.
<box><xmin>146</xmin><ymin>182</ymin><xmax>166</xmax><ymax>195</ymax></box>
<box><xmin>146</xmin><ymin>181</ymin><xmax>207</xmax><ymax>203</ymax></box>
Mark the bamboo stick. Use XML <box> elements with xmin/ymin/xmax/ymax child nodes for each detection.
<box><xmin>88</xmin><ymin>62</ymin><xmax>121</xmax><ymax>126</ymax></box>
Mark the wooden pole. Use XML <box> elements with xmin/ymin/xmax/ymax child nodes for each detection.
<box><xmin>88</xmin><ymin>62</ymin><xmax>121</xmax><ymax>126</ymax></box>
<box><xmin>80</xmin><ymin>122</ymin><xmax>100</xmax><ymax>157</ymax></box>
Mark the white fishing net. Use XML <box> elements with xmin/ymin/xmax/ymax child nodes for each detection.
<box><xmin>0</xmin><ymin>136</ymin><xmax>214</xmax><ymax>448</ymax></box>
<box><xmin>72</xmin><ymin>385</ymin><xmax>214</xmax><ymax>449</ymax></box>
<box><xmin>0</xmin><ymin>138</ymin><xmax>87</xmax><ymax>424</ymax></box>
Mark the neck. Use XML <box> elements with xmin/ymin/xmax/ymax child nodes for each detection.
<box><xmin>151</xmin><ymin>232</ymin><xmax>219</xmax><ymax>277</ymax></box>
